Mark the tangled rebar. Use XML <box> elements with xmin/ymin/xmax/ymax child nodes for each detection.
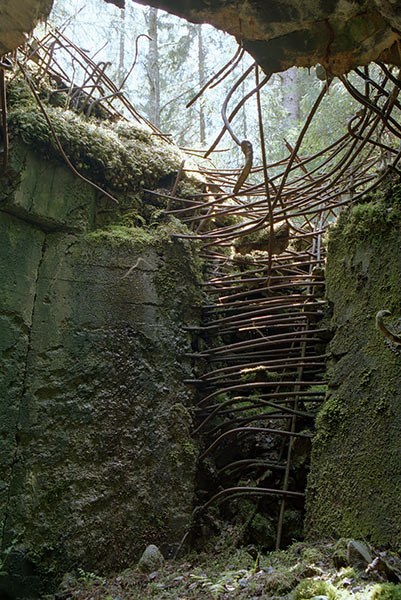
<box><xmin>3</xmin><ymin>30</ymin><xmax>401</xmax><ymax>550</ymax></box>
<box><xmin>170</xmin><ymin>61</ymin><xmax>401</xmax><ymax>548</ymax></box>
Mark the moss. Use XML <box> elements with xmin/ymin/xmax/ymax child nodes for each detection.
<box><xmin>58</xmin><ymin>539</ymin><xmax>401</xmax><ymax>599</ymax></box>
<box><xmin>176</xmin><ymin>180</ymin><xmax>203</xmax><ymax>199</ymax></box>
<box><xmin>118</xmin><ymin>209</ymin><xmax>146</xmax><ymax>229</ymax></box>
<box><xmin>302</xmin><ymin>545</ymin><xmax>326</xmax><ymax>564</ymax></box>
<box><xmin>86</xmin><ymin>216</ymin><xmax>198</xmax><ymax>255</ymax></box>
<box><xmin>167</xmin><ymin>403</ymin><xmax>197</xmax><ymax>465</ymax></box>
<box><xmin>371</xmin><ymin>583</ymin><xmax>401</xmax><ymax>600</ymax></box>
<box><xmin>6</xmin><ymin>76</ymin><xmax>202</xmax><ymax>198</ymax></box>
<box><xmin>87</xmin><ymin>224</ymin><xmax>156</xmax><ymax>250</ymax></box>
<box><xmin>1</xmin><ymin>69</ymin><xmax>209</xmax><ymax>597</ymax></box>
<box><xmin>332</xmin><ymin>538</ymin><xmax>352</xmax><ymax>568</ymax></box>
<box><xmin>264</xmin><ymin>569</ymin><xmax>298</xmax><ymax>595</ymax></box>
<box><xmin>342</xmin><ymin>202</ymin><xmax>394</xmax><ymax>246</ymax></box>
<box><xmin>292</xmin><ymin>579</ymin><xmax>337</xmax><ymax>600</ymax></box>
<box><xmin>328</xmin><ymin>184</ymin><xmax>401</xmax><ymax>253</ymax></box>
<box><xmin>359</xmin><ymin>368</ymin><xmax>372</xmax><ymax>387</ymax></box>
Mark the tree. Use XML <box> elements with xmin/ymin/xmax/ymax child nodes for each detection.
<box><xmin>117</xmin><ymin>8</ymin><xmax>126</xmax><ymax>88</ymax></box>
<box><xmin>145</xmin><ymin>7</ymin><xmax>161</xmax><ymax>128</ymax></box>
<box><xmin>280</xmin><ymin>66</ymin><xmax>299</xmax><ymax>123</ymax></box>
<box><xmin>197</xmin><ymin>25</ymin><xmax>206</xmax><ymax>145</ymax></box>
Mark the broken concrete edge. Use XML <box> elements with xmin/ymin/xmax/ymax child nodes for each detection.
<box><xmin>0</xmin><ymin>0</ymin><xmax>53</xmax><ymax>55</ymax></box>
<box><xmin>131</xmin><ymin>0</ymin><xmax>401</xmax><ymax>75</ymax></box>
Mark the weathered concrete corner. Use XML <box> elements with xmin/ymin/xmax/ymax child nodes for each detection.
<box><xmin>0</xmin><ymin>0</ymin><xmax>52</xmax><ymax>54</ymax></box>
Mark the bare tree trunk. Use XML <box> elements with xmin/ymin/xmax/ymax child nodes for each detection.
<box><xmin>146</xmin><ymin>7</ymin><xmax>161</xmax><ymax>128</ymax></box>
<box><xmin>281</xmin><ymin>66</ymin><xmax>299</xmax><ymax>122</ymax></box>
<box><xmin>242</xmin><ymin>63</ymin><xmax>247</xmax><ymax>138</ymax></box>
<box><xmin>198</xmin><ymin>25</ymin><xmax>206</xmax><ymax>145</ymax></box>
<box><xmin>117</xmin><ymin>8</ymin><xmax>126</xmax><ymax>88</ymax></box>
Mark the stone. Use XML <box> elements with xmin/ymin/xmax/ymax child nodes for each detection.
<box><xmin>0</xmin><ymin>0</ymin><xmax>52</xmax><ymax>54</ymax></box>
<box><xmin>366</xmin><ymin>554</ymin><xmax>401</xmax><ymax>583</ymax></box>
<box><xmin>137</xmin><ymin>545</ymin><xmax>165</xmax><ymax>573</ymax></box>
<box><xmin>346</xmin><ymin>541</ymin><xmax>373</xmax><ymax>570</ymax></box>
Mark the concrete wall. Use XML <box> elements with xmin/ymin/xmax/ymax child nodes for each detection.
<box><xmin>306</xmin><ymin>185</ymin><xmax>401</xmax><ymax>550</ymax></box>
<box><xmin>0</xmin><ymin>142</ymin><xmax>200</xmax><ymax>596</ymax></box>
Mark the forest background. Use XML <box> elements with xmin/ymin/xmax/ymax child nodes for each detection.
<box><xmin>40</xmin><ymin>0</ymin><xmax>362</xmax><ymax>173</ymax></box>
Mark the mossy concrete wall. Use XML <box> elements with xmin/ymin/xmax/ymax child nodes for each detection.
<box><xmin>0</xmin><ymin>142</ymin><xmax>201</xmax><ymax>597</ymax></box>
<box><xmin>306</xmin><ymin>185</ymin><xmax>401</xmax><ymax>549</ymax></box>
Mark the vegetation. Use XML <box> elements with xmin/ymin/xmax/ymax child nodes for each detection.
<box><xmin>306</xmin><ymin>182</ymin><xmax>401</xmax><ymax>544</ymax></box>
<box><xmin>41</xmin><ymin>540</ymin><xmax>401</xmax><ymax>599</ymax></box>
<box><xmin>7</xmin><ymin>77</ymin><xmax>188</xmax><ymax>194</ymax></box>
<box><xmin>4</xmin><ymin>0</ymin><xmax>398</xmax><ymax>597</ymax></box>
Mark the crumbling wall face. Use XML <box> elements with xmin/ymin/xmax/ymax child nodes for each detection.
<box><xmin>306</xmin><ymin>186</ymin><xmax>401</xmax><ymax>548</ymax></box>
<box><xmin>0</xmin><ymin>144</ymin><xmax>199</xmax><ymax>597</ymax></box>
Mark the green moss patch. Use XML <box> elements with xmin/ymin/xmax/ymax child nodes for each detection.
<box><xmin>87</xmin><ymin>224</ymin><xmax>157</xmax><ymax>250</ymax></box>
<box><xmin>6</xmin><ymin>76</ymin><xmax>200</xmax><ymax>197</ymax></box>
<box><xmin>328</xmin><ymin>184</ymin><xmax>401</xmax><ymax>251</ymax></box>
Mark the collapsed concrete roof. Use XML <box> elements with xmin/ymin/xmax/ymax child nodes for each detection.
<box><xmin>2</xmin><ymin>0</ymin><xmax>401</xmax><ymax>75</ymax></box>
<box><xmin>131</xmin><ymin>0</ymin><xmax>401</xmax><ymax>75</ymax></box>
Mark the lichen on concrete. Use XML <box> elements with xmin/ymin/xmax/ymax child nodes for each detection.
<box><xmin>306</xmin><ymin>182</ymin><xmax>401</xmax><ymax>549</ymax></box>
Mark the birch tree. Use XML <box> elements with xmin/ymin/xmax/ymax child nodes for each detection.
<box><xmin>145</xmin><ymin>7</ymin><xmax>161</xmax><ymax>128</ymax></box>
